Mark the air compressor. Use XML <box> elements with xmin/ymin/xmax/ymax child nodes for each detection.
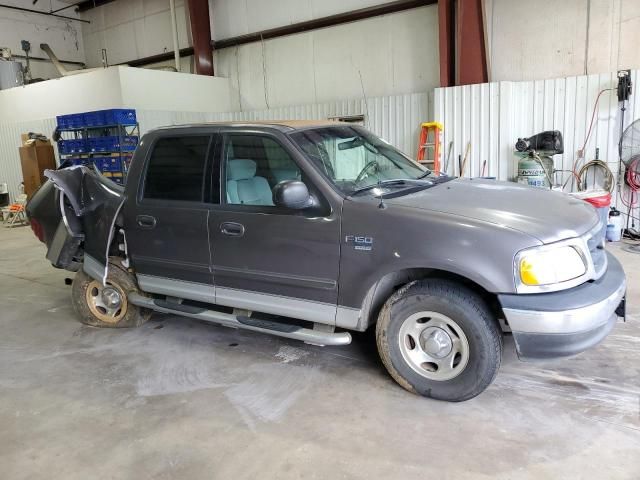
<box><xmin>514</xmin><ymin>130</ymin><xmax>563</xmax><ymax>188</ymax></box>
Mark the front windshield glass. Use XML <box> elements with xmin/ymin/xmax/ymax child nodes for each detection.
<box><xmin>290</xmin><ymin>125</ymin><xmax>433</xmax><ymax>195</ymax></box>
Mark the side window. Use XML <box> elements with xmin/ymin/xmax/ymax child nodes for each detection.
<box><xmin>144</xmin><ymin>136</ymin><xmax>210</xmax><ymax>202</ymax></box>
<box><xmin>224</xmin><ymin>135</ymin><xmax>302</xmax><ymax>206</ymax></box>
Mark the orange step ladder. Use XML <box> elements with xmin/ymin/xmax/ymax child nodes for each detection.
<box><xmin>416</xmin><ymin>122</ymin><xmax>443</xmax><ymax>172</ymax></box>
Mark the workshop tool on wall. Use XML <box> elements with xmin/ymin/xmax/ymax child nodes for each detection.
<box><xmin>514</xmin><ymin>130</ymin><xmax>563</xmax><ymax>188</ymax></box>
<box><xmin>20</xmin><ymin>40</ymin><xmax>32</xmax><ymax>83</ymax></box>
<box><xmin>444</xmin><ymin>140</ymin><xmax>453</xmax><ymax>175</ymax></box>
<box><xmin>460</xmin><ymin>141</ymin><xmax>471</xmax><ymax>177</ymax></box>
<box><xmin>416</xmin><ymin>122</ymin><xmax>443</xmax><ymax>172</ymax></box>
<box><xmin>481</xmin><ymin>159</ymin><xmax>487</xmax><ymax>177</ymax></box>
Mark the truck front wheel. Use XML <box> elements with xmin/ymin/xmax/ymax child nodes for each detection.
<box><xmin>376</xmin><ymin>279</ymin><xmax>502</xmax><ymax>401</ymax></box>
<box><xmin>71</xmin><ymin>260</ymin><xmax>151</xmax><ymax>328</ymax></box>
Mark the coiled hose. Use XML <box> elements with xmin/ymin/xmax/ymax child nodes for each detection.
<box><xmin>577</xmin><ymin>159</ymin><xmax>615</xmax><ymax>192</ymax></box>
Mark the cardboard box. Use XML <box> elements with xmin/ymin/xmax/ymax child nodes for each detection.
<box><xmin>19</xmin><ymin>140</ymin><xmax>56</xmax><ymax>199</ymax></box>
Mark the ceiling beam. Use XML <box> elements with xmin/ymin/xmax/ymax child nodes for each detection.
<box><xmin>0</xmin><ymin>3</ymin><xmax>89</xmax><ymax>23</ymax></box>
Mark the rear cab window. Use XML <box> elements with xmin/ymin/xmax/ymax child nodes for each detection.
<box><xmin>143</xmin><ymin>136</ymin><xmax>212</xmax><ymax>202</ymax></box>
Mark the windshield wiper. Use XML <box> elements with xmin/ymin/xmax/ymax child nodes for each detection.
<box><xmin>349</xmin><ymin>179</ymin><xmax>418</xmax><ymax>196</ymax></box>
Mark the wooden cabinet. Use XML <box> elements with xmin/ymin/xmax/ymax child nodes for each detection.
<box><xmin>19</xmin><ymin>142</ymin><xmax>56</xmax><ymax>199</ymax></box>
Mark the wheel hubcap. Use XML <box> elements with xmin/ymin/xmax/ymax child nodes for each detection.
<box><xmin>398</xmin><ymin>311</ymin><xmax>470</xmax><ymax>381</ymax></box>
<box><xmin>420</xmin><ymin>327</ymin><xmax>453</xmax><ymax>358</ymax></box>
<box><xmin>85</xmin><ymin>280</ymin><xmax>127</xmax><ymax>324</ymax></box>
<box><xmin>101</xmin><ymin>287</ymin><xmax>122</xmax><ymax>309</ymax></box>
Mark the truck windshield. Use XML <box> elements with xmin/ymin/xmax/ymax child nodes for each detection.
<box><xmin>290</xmin><ymin>125</ymin><xmax>434</xmax><ymax>196</ymax></box>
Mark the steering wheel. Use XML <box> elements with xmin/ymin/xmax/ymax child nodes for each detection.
<box><xmin>355</xmin><ymin>160</ymin><xmax>379</xmax><ymax>184</ymax></box>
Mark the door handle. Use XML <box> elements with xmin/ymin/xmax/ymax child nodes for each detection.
<box><xmin>136</xmin><ymin>215</ymin><xmax>157</xmax><ymax>229</ymax></box>
<box><xmin>220</xmin><ymin>221</ymin><xmax>244</xmax><ymax>237</ymax></box>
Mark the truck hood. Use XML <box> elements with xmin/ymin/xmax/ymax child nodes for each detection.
<box><xmin>385</xmin><ymin>178</ymin><xmax>599</xmax><ymax>244</ymax></box>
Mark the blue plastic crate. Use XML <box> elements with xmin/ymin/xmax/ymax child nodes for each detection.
<box><xmin>83</xmin><ymin>111</ymin><xmax>106</xmax><ymax>127</ymax></box>
<box><xmin>93</xmin><ymin>157</ymin><xmax>123</xmax><ymax>173</ymax></box>
<box><xmin>58</xmin><ymin>139</ymin><xmax>87</xmax><ymax>154</ymax></box>
<box><xmin>87</xmin><ymin>136</ymin><xmax>136</xmax><ymax>152</ymax></box>
<box><xmin>56</xmin><ymin>114</ymin><xmax>84</xmax><ymax>129</ymax></box>
<box><xmin>56</xmin><ymin>115</ymin><xmax>70</xmax><ymax>129</ymax></box>
<box><xmin>103</xmin><ymin>109</ymin><xmax>137</xmax><ymax>126</ymax></box>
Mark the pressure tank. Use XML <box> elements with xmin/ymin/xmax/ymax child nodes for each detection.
<box><xmin>0</xmin><ymin>60</ymin><xmax>24</xmax><ymax>90</ymax></box>
<box><xmin>516</xmin><ymin>153</ymin><xmax>554</xmax><ymax>188</ymax></box>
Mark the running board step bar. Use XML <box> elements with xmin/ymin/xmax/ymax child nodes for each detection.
<box><xmin>128</xmin><ymin>292</ymin><xmax>352</xmax><ymax>346</ymax></box>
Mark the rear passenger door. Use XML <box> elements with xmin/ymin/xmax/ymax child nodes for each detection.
<box><xmin>209</xmin><ymin>130</ymin><xmax>342</xmax><ymax>325</ymax></box>
<box><xmin>124</xmin><ymin>132</ymin><xmax>217</xmax><ymax>303</ymax></box>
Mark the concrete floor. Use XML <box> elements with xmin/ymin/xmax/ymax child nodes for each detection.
<box><xmin>0</xmin><ymin>225</ymin><xmax>638</xmax><ymax>480</ymax></box>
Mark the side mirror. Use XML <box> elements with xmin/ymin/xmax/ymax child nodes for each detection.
<box><xmin>273</xmin><ymin>180</ymin><xmax>314</xmax><ymax>210</ymax></box>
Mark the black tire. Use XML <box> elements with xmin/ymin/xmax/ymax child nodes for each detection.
<box><xmin>376</xmin><ymin>279</ymin><xmax>502</xmax><ymax>402</ymax></box>
<box><xmin>71</xmin><ymin>258</ymin><xmax>151</xmax><ymax>328</ymax></box>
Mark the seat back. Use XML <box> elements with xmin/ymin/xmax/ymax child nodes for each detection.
<box><xmin>227</xmin><ymin>159</ymin><xmax>274</xmax><ymax>206</ymax></box>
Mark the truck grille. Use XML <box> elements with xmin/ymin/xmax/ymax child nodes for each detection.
<box><xmin>585</xmin><ymin>222</ymin><xmax>607</xmax><ymax>279</ymax></box>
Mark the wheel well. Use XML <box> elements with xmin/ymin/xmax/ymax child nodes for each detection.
<box><xmin>359</xmin><ymin>268</ymin><xmax>504</xmax><ymax>332</ymax></box>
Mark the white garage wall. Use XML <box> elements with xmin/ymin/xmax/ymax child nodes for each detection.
<box><xmin>209</xmin><ymin>0</ymin><xmax>413</xmax><ymax>39</ymax></box>
<box><xmin>434</xmin><ymin>69</ymin><xmax>640</xmax><ymax>221</ymax></box>
<box><xmin>0</xmin><ymin>0</ymin><xmax>85</xmax><ymax>80</ymax></box>
<box><xmin>213</xmin><ymin>5</ymin><xmax>439</xmax><ymax>110</ymax></box>
<box><xmin>80</xmin><ymin>0</ymin><xmax>192</xmax><ymax>69</ymax></box>
<box><xmin>485</xmin><ymin>0</ymin><xmax>640</xmax><ymax>81</ymax></box>
<box><xmin>78</xmin><ymin>1</ymin><xmax>439</xmax><ymax>109</ymax></box>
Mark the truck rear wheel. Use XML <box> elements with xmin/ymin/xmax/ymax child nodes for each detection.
<box><xmin>71</xmin><ymin>260</ymin><xmax>151</xmax><ymax>328</ymax></box>
<box><xmin>376</xmin><ymin>279</ymin><xmax>502</xmax><ymax>402</ymax></box>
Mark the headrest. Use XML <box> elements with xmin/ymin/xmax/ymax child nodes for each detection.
<box><xmin>228</xmin><ymin>159</ymin><xmax>257</xmax><ymax>180</ymax></box>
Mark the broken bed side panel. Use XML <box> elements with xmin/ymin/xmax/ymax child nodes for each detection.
<box><xmin>44</xmin><ymin>167</ymin><xmax>125</xmax><ymax>282</ymax></box>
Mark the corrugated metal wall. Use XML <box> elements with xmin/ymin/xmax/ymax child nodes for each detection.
<box><xmin>0</xmin><ymin>118</ymin><xmax>58</xmax><ymax>202</ymax></box>
<box><xmin>0</xmin><ymin>92</ymin><xmax>429</xmax><ymax>203</ymax></box>
<box><xmin>434</xmin><ymin>70</ymin><xmax>640</xmax><ymax>223</ymax></box>
<box><xmin>136</xmin><ymin>92</ymin><xmax>431</xmax><ymax>157</ymax></box>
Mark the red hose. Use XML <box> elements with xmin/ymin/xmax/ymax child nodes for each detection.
<box><xmin>622</xmin><ymin>157</ymin><xmax>640</xmax><ymax>208</ymax></box>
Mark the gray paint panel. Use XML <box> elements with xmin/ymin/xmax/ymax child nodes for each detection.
<box><xmin>137</xmin><ymin>274</ymin><xmax>215</xmax><ymax>304</ymax></box>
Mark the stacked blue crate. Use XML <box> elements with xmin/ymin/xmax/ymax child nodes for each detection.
<box><xmin>55</xmin><ymin>109</ymin><xmax>139</xmax><ymax>184</ymax></box>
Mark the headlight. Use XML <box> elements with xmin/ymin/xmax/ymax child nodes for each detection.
<box><xmin>516</xmin><ymin>244</ymin><xmax>588</xmax><ymax>292</ymax></box>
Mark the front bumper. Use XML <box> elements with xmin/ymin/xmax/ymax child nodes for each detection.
<box><xmin>499</xmin><ymin>251</ymin><xmax>626</xmax><ymax>360</ymax></box>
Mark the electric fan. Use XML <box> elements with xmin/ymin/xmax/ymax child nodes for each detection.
<box><xmin>619</xmin><ymin>119</ymin><xmax>640</xmax><ymax>251</ymax></box>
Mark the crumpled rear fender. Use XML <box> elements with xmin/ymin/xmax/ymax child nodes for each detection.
<box><xmin>44</xmin><ymin>166</ymin><xmax>125</xmax><ymax>283</ymax></box>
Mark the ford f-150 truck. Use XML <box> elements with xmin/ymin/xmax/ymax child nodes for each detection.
<box><xmin>26</xmin><ymin>121</ymin><xmax>627</xmax><ymax>401</ymax></box>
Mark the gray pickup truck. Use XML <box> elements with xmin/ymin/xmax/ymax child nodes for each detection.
<box><xmin>26</xmin><ymin>121</ymin><xmax>626</xmax><ymax>401</ymax></box>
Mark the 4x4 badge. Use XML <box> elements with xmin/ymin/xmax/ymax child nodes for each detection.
<box><xmin>345</xmin><ymin>235</ymin><xmax>373</xmax><ymax>251</ymax></box>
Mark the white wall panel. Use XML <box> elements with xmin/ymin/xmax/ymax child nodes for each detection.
<box><xmin>485</xmin><ymin>0</ymin><xmax>640</xmax><ymax>81</ymax></box>
<box><xmin>434</xmin><ymin>70</ymin><xmax>640</xmax><ymax>223</ymax></box>
<box><xmin>213</xmin><ymin>5</ymin><xmax>439</xmax><ymax>109</ymax></box>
